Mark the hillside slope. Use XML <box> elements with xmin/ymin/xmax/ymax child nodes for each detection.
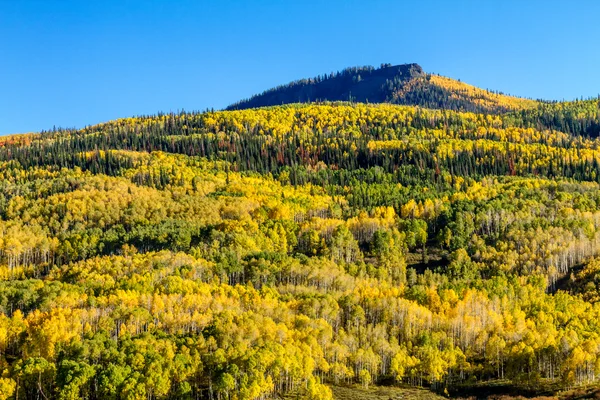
<box><xmin>227</xmin><ymin>63</ymin><xmax>424</xmax><ymax>109</ymax></box>
<box><xmin>2</xmin><ymin>98</ymin><xmax>600</xmax><ymax>398</ymax></box>
<box><xmin>227</xmin><ymin>63</ymin><xmax>540</xmax><ymax>114</ymax></box>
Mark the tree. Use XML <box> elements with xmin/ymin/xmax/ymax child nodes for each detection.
<box><xmin>327</xmin><ymin>225</ymin><xmax>362</xmax><ymax>264</ymax></box>
<box><xmin>358</xmin><ymin>369</ymin><xmax>372</xmax><ymax>389</ymax></box>
<box><xmin>391</xmin><ymin>348</ymin><xmax>419</xmax><ymax>382</ymax></box>
<box><xmin>0</xmin><ymin>377</ymin><xmax>15</xmax><ymax>400</ymax></box>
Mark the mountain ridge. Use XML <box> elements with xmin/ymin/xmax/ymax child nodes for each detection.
<box><xmin>227</xmin><ymin>63</ymin><xmax>540</xmax><ymax>114</ymax></box>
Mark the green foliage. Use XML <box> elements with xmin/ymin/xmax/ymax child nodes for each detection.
<box><xmin>1</xmin><ymin>96</ymin><xmax>600</xmax><ymax>398</ymax></box>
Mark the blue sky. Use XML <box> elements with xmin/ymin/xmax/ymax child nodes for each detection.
<box><xmin>1</xmin><ymin>0</ymin><xmax>599</xmax><ymax>134</ymax></box>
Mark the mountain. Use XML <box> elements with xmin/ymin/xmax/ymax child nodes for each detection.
<box><xmin>3</xmin><ymin>69</ymin><xmax>600</xmax><ymax>399</ymax></box>
<box><xmin>227</xmin><ymin>63</ymin><xmax>540</xmax><ymax>114</ymax></box>
<box><xmin>227</xmin><ymin>63</ymin><xmax>424</xmax><ymax>109</ymax></box>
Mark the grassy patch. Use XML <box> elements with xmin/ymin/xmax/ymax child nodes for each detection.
<box><xmin>331</xmin><ymin>385</ymin><xmax>446</xmax><ymax>400</ymax></box>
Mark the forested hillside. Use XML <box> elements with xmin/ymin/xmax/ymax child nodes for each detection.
<box><xmin>227</xmin><ymin>64</ymin><xmax>424</xmax><ymax>110</ymax></box>
<box><xmin>227</xmin><ymin>63</ymin><xmax>543</xmax><ymax>114</ymax></box>
<box><xmin>1</xmin><ymin>89</ymin><xmax>600</xmax><ymax>399</ymax></box>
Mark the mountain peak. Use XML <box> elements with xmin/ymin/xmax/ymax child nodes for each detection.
<box><xmin>226</xmin><ymin>63</ymin><xmax>538</xmax><ymax>114</ymax></box>
<box><xmin>226</xmin><ymin>63</ymin><xmax>424</xmax><ymax>111</ymax></box>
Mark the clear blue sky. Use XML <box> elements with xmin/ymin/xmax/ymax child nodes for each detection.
<box><xmin>1</xmin><ymin>0</ymin><xmax>599</xmax><ymax>135</ymax></box>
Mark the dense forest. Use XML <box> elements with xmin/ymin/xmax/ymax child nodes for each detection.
<box><xmin>226</xmin><ymin>64</ymin><xmax>425</xmax><ymax>110</ymax></box>
<box><xmin>228</xmin><ymin>63</ymin><xmax>546</xmax><ymax>115</ymax></box>
<box><xmin>1</xmin><ymin>67</ymin><xmax>600</xmax><ymax>399</ymax></box>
